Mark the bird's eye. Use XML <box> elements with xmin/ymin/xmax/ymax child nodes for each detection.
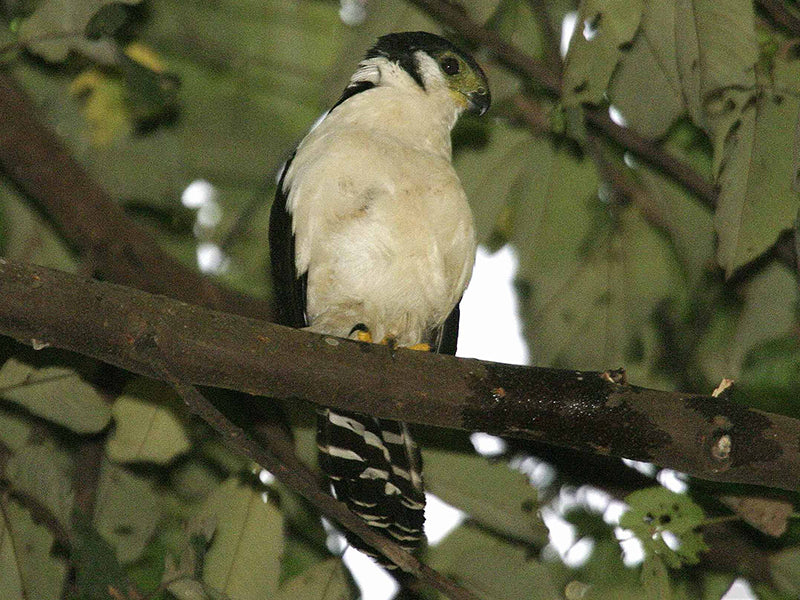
<box><xmin>440</xmin><ymin>56</ymin><xmax>460</xmax><ymax>76</ymax></box>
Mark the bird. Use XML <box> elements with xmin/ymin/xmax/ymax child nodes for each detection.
<box><xmin>269</xmin><ymin>31</ymin><xmax>490</xmax><ymax>566</ymax></box>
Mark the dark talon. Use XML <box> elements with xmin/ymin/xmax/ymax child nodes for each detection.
<box><xmin>349</xmin><ymin>323</ymin><xmax>369</xmax><ymax>336</ymax></box>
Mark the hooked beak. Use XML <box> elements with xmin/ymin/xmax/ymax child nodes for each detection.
<box><xmin>466</xmin><ymin>87</ymin><xmax>491</xmax><ymax>116</ymax></box>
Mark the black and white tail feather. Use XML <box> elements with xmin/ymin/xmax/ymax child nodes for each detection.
<box><xmin>314</xmin><ymin>307</ymin><xmax>459</xmax><ymax>565</ymax></box>
<box><xmin>317</xmin><ymin>409</ymin><xmax>426</xmax><ymax>561</ymax></box>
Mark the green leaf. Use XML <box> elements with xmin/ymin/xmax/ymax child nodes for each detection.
<box><xmin>85</xmin><ymin>2</ymin><xmax>131</xmax><ymax>39</ymax></box>
<box><xmin>422</xmin><ymin>448</ymin><xmax>548</xmax><ymax>545</ymax></box>
<box><xmin>72</xmin><ymin>511</ymin><xmax>132</xmax><ymax>600</ymax></box>
<box><xmin>279</xmin><ymin>534</ymin><xmax>331</xmax><ymax>588</ymax></box>
<box><xmin>171</xmin><ymin>458</ymin><xmax>224</xmax><ymax>503</ymax></box>
<box><xmin>454</xmin><ymin>121</ymin><xmax>535</xmax><ymax>247</ymax></box>
<box><xmin>119</xmin><ymin>51</ymin><xmax>181</xmax><ymax>123</ymax></box>
<box><xmin>167</xmin><ymin>578</ymin><xmax>211</xmax><ymax>600</ymax></box>
<box><xmin>573</xmin><ymin>538</ymin><xmax>643</xmax><ymax>598</ymax></box>
<box><xmin>480</xmin><ymin>0</ymin><xmax>546</xmax><ymax>105</ymax></box>
<box><xmin>93</xmin><ymin>459</ymin><xmax>161</xmax><ymax>563</ymax></box>
<box><xmin>0</xmin><ymin>178</ymin><xmax>77</xmax><ymax>271</ymax></box>
<box><xmin>562</xmin><ymin>0</ymin><xmax>644</xmax><ymax>106</ymax></box>
<box><xmin>5</xmin><ymin>444</ymin><xmax>74</xmax><ymax>528</ymax></box>
<box><xmin>523</xmin><ymin>144</ymin><xmax>687</xmax><ymax>385</ymax></box>
<box><xmin>197</xmin><ymin>478</ymin><xmax>283</xmax><ymax>600</ymax></box>
<box><xmin>636</xmin><ymin>123</ymin><xmax>715</xmax><ymax>286</ymax></box>
<box><xmin>771</xmin><ymin>548</ymin><xmax>800</xmax><ymax>596</ymax></box>
<box><xmin>0</xmin><ymin>357</ymin><xmax>111</xmax><ymax>434</ymax></box>
<box><xmin>18</xmin><ymin>0</ymin><xmax>142</xmax><ymax>62</ymax></box>
<box><xmin>674</xmin><ymin>0</ymin><xmax>758</xmax><ymax>129</ymax></box>
<box><xmin>620</xmin><ymin>487</ymin><xmax>707</xmax><ymax>568</ymax></box>
<box><xmin>608</xmin><ymin>1</ymin><xmax>685</xmax><ymax>138</ymax></box>
<box><xmin>0</xmin><ymin>410</ymin><xmax>32</xmax><ymax>453</ymax></box>
<box><xmin>0</xmin><ymin>498</ymin><xmax>68</xmax><ymax>600</ymax></box>
<box><xmin>699</xmin><ymin>573</ymin><xmax>738</xmax><ymax>600</ymax></box>
<box><xmin>275</xmin><ymin>483</ymin><xmax>330</xmax><ymax>583</ymax></box>
<box><xmin>641</xmin><ymin>555</ymin><xmax>671</xmax><ymax>600</ymax></box>
<box><xmin>163</xmin><ymin>516</ymin><xmax>216</xmax><ymax>587</ymax></box>
<box><xmin>738</xmin><ymin>336</ymin><xmax>800</xmax><ymax>416</ymax></box>
<box><xmin>164</xmin><ymin>520</ymin><xmax>226</xmax><ymax>600</ymax></box>
<box><xmin>70</xmin><ymin>67</ymin><xmax>132</xmax><ymax>146</ymax></box>
<box><xmin>107</xmin><ymin>377</ymin><xmax>191</xmax><ymax>464</ymax></box>
<box><xmin>713</xmin><ymin>91</ymin><xmax>800</xmax><ymax>275</ymax></box>
<box><xmin>462</xmin><ymin>124</ymin><xmax>692</xmax><ymax>386</ymax></box>
<box><xmin>698</xmin><ymin>263</ymin><xmax>799</xmax><ymax>387</ymax></box>
<box><xmin>167</xmin><ymin>578</ymin><xmax>233</xmax><ymax>600</ymax></box>
<box><xmin>276</xmin><ymin>558</ymin><xmax>352</xmax><ymax>600</ymax></box>
<box><xmin>428</xmin><ymin>524</ymin><xmax>562</xmax><ymax>600</ymax></box>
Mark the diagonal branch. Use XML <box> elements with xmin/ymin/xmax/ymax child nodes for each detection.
<box><xmin>412</xmin><ymin>0</ymin><xmax>561</xmax><ymax>94</ymax></box>
<box><xmin>0</xmin><ymin>72</ymin><xmax>272</xmax><ymax>322</ymax></box>
<box><xmin>152</xmin><ymin>366</ymin><xmax>477</xmax><ymax>600</ymax></box>
<box><xmin>757</xmin><ymin>0</ymin><xmax>800</xmax><ymax>38</ymax></box>
<box><xmin>1</xmin><ymin>257</ymin><xmax>799</xmax><ymax>493</ymax></box>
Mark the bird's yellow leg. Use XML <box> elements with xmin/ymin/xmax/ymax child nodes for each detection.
<box><xmin>355</xmin><ymin>330</ymin><xmax>373</xmax><ymax>343</ymax></box>
<box><xmin>349</xmin><ymin>323</ymin><xmax>373</xmax><ymax>343</ymax></box>
<box><xmin>406</xmin><ymin>343</ymin><xmax>431</xmax><ymax>351</ymax></box>
<box><xmin>381</xmin><ymin>336</ymin><xmax>430</xmax><ymax>352</ymax></box>
<box><xmin>350</xmin><ymin>325</ymin><xmax>430</xmax><ymax>351</ymax></box>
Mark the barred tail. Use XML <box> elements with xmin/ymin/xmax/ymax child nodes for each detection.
<box><xmin>317</xmin><ymin>408</ymin><xmax>426</xmax><ymax>566</ymax></box>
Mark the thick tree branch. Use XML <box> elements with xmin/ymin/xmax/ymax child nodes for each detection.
<box><xmin>0</xmin><ymin>71</ymin><xmax>272</xmax><ymax>322</ymax></box>
<box><xmin>1</xmin><ymin>257</ymin><xmax>799</xmax><ymax>493</ymax></box>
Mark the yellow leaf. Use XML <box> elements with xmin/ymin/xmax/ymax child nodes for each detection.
<box><xmin>70</xmin><ymin>69</ymin><xmax>131</xmax><ymax>146</ymax></box>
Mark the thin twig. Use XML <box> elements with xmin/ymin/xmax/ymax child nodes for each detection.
<box><xmin>150</xmin><ymin>359</ymin><xmax>478</xmax><ymax>600</ymax></box>
<box><xmin>526</xmin><ymin>0</ymin><xmax>562</xmax><ymax>75</ymax></box>
<box><xmin>512</xmin><ymin>94</ymin><xmax>551</xmax><ymax>134</ymax></box>
<box><xmin>410</xmin><ymin>0</ymin><xmax>561</xmax><ymax>94</ymax></box>
<box><xmin>583</xmin><ymin>109</ymin><xmax>719</xmax><ymax>209</ymax></box>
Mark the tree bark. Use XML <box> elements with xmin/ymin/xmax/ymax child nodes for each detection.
<box><xmin>1</xmin><ymin>257</ymin><xmax>798</xmax><ymax>493</ymax></box>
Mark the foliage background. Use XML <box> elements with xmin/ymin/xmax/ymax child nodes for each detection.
<box><xmin>0</xmin><ymin>0</ymin><xmax>799</xmax><ymax>599</ymax></box>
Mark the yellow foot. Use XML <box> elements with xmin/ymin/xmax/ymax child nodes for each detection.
<box><xmin>349</xmin><ymin>323</ymin><xmax>373</xmax><ymax>343</ymax></box>
<box><xmin>407</xmin><ymin>343</ymin><xmax>431</xmax><ymax>352</ymax></box>
<box><xmin>356</xmin><ymin>330</ymin><xmax>373</xmax><ymax>343</ymax></box>
<box><xmin>349</xmin><ymin>325</ymin><xmax>430</xmax><ymax>352</ymax></box>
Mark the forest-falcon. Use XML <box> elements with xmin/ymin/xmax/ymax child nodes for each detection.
<box><xmin>269</xmin><ymin>31</ymin><xmax>490</xmax><ymax>565</ymax></box>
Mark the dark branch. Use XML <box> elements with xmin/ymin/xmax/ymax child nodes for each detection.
<box><xmin>0</xmin><ymin>72</ymin><xmax>272</xmax><ymax>322</ymax></box>
<box><xmin>1</xmin><ymin>257</ymin><xmax>799</xmax><ymax>493</ymax></box>
<box><xmin>757</xmin><ymin>0</ymin><xmax>800</xmax><ymax>38</ymax></box>
<box><xmin>583</xmin><ymin>109</ymin><xmax>719</xmax><ymax>208</ymax></box>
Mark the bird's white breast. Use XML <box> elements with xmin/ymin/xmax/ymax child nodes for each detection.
<box><xmin>284</xmin><ymin>84</ymin><xmax>476</xmax><ymax>346</ymax></box>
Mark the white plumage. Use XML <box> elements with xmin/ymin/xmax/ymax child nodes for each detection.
<box><xmin>282</xmin><ymin>54</ymin><xmax>476</xmax><ymax>346</ymax></box>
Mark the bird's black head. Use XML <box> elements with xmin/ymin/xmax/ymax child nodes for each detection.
<box><xmin>366</xmin><ymin>31</ymin><xmax>491</xmax><ymax>115</ymax></box>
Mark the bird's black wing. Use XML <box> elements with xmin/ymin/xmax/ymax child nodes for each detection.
<box><xmin>435</xmin><ymin>302</ymin><xmax>461</xmax><ymax>356</ymax></box>
<box><xmin>268</xmin><ymin>81</ymin><xmax>376</xmax><ymax>328</ymax></box>
<box><xmin>268</xmin><ymin>151</ymin><xmax>308</xmax><ymax>329</ymax></box>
